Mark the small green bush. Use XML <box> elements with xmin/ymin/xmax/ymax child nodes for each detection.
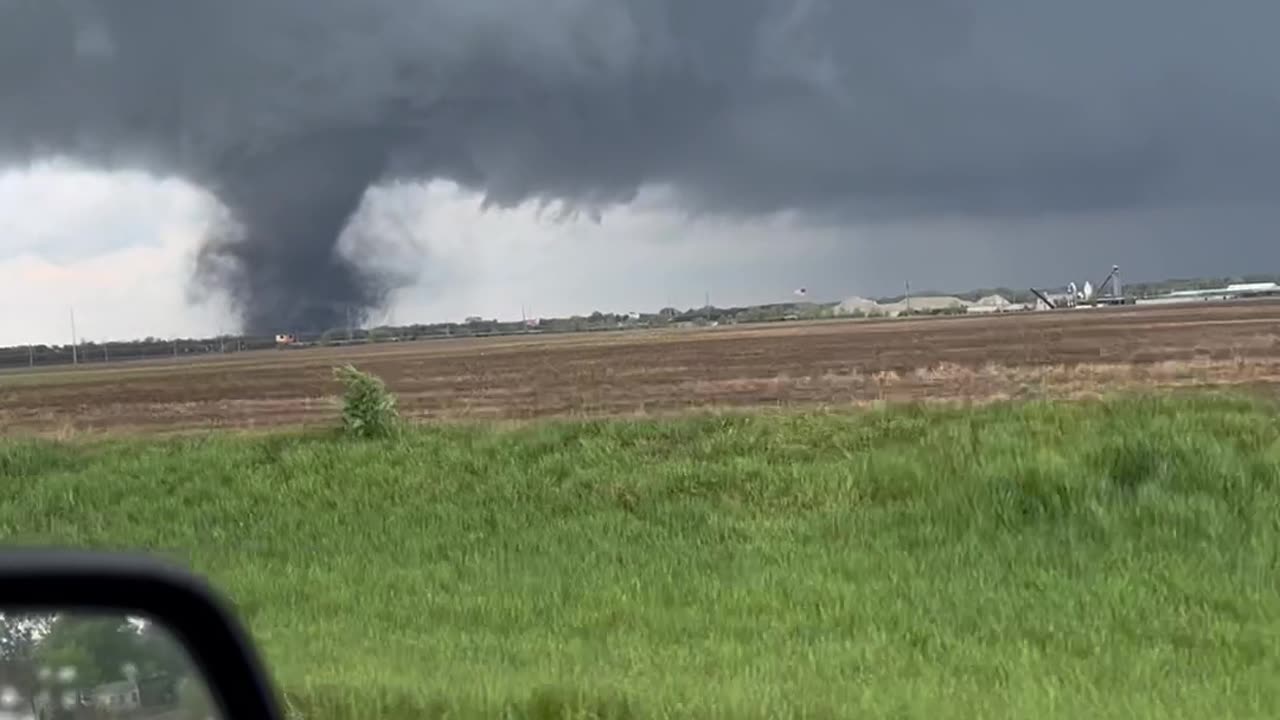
<box><xmin>332</xmin><ymin>364</ymin><xmax>400</xmax><ymax>438</ymax></box>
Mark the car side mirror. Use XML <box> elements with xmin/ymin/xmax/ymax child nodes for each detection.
<box><xmin>0</xmin><ymin>550</ymin><xmax>281</xmax><ymax>720</ymax></box>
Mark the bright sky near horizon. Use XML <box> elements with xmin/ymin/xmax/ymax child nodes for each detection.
<box><xmin>5</xmin><ymin>163</ymin><xmax>1276</xmax><ymax>346</ymax></box>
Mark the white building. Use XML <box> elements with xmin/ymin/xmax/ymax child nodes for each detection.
<box><xmin>90</xmin><ymin>681</ymin><xmax>140</xmax><ymax>712</ymax></box>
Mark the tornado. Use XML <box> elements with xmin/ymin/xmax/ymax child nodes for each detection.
<box><xmin>194</xmin><ymin>131</ymin><xmax>396</xmax><ymax>334</ymax></box>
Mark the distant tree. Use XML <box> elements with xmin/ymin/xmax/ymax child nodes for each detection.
<box><xmin>1</xmin><ymin>613</ymin><xmax>55</xmax><ymax>714</ymax></box>
<box><xmin>37</xmin><ymin>616</ymin><xmax>136</xmax><ymax>687</ymax></box>
<box><xmin>34</xmin><ymin>615</ymin><xmax>190</xmax><ymax>692</ymax></box>
<box><xmin>177</xmin><ymin>675</ymin><xmax>215</xmax><ymax>719</ymax></box>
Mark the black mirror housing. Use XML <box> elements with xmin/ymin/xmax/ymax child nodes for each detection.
<box><xmin>0</xmin><ymin>550</ymin><xmax>282</xmax><ymax>720</ymax></box>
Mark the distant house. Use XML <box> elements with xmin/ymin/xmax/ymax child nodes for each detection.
<box><xmin>89</xmin><ymin>680</ymin><xmax>139</xmax><ymax>712</ymax></box>
<box><xmin>32</xmin><ymin>676</ymin><xmax>169</xmax><ymax>720</ymax></box>
<box><xmin>881</xmin><ymin>296</ymin><xmax>969</xmax><ymax>317</ymax></box>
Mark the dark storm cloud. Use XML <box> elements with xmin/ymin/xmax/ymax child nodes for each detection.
<box><xmin>1</xmin><ymin>0</ymin><xmax>1278</xmax><ymax>331</ymax></box>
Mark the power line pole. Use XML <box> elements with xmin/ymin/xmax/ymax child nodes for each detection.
<box><xmin>28</xmin><ymin>345</ymin><xmax>33</xmax><ymax>368</ymax></box>
<box><xmin>905</xmin><ymin>280</ymin><xmax>912</xmax><ymax>313</ymax></box>
<box><xmin>69</xmin><ymin>307</ymin><xmax>78</xmax><ymax>366</ymax></box>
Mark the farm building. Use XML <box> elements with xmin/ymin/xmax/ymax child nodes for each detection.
<box><xmin>837</xmin><ymin>296</ymin><xmax>880</xmax><ymax>315</ymax></box>
<box><xmin>967</xmin><ymin>294</ymin><xmax>1027</xmax><ymax>314</ymax></box>
<box><xmin>1138</xmin><ymin>281</ymin><xmax>1280</xmax><ymax>306</ymax></box>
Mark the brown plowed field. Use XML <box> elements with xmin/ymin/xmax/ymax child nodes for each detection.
<box><xmin>4</xmin><ymin>301</ymin><xmax>1280</xmax><ymax>436</ymax></box>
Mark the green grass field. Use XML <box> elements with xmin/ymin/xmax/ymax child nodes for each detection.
<box><xmin>4</xmin><ymin>393</ymin><xmax>1280</xmax><ymax>719</ymax></box>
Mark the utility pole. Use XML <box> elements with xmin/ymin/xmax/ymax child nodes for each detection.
<box><xmin>173</xmin><ymin>339</ymin><xmax>178</xmax><ymax>361</ymax></box>
<box><xmin>905</xmin><ymin>280</ymin><xmax>912</xmax><ymax>313</ymax></box>
<box><xmin>69</xmin><ymin>307</ymin><xmax>78</xmax><ymax>366</ymax></box>
<box><xmin>28</xmin><ymin>345</ymin><xmax>33</xmax><ymax>368</ymax></box>
<box><xmin>704</xmin><ymin>290</ymin><xmax>710</xmax><ymax>309</ymax></box>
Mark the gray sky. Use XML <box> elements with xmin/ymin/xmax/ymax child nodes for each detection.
<box><xmin>2</xmin><ymin>0</ymin><xmax>1280</xmax><ymax>344</ymax></box>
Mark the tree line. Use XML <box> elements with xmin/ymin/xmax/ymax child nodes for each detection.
<box><xmin>0</xmin><ymin>301</ymin><xmax>839</xmax><ymax>371</ymax></box>
<box><xmin>4</xmin><ymin>273</ymin><xmax>1278</xmax><ymax>372</ymax></box>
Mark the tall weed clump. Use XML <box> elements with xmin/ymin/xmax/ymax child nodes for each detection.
<box><xmin>333</xmin><ymin>364</ymin><xmax>400</xmax><ymax>438</ymax></box>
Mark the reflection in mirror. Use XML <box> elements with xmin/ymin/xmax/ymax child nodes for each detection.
<box><xmin>0</xmin><ymin>611</ymin><xmax>219</xmax><ymax>720</ymax></box>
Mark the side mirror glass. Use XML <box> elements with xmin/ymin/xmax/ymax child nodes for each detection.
<box><xmin>1</xmin><ymin>611</ymin><xmax>219</xmax><ymax>720</ymax></box>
